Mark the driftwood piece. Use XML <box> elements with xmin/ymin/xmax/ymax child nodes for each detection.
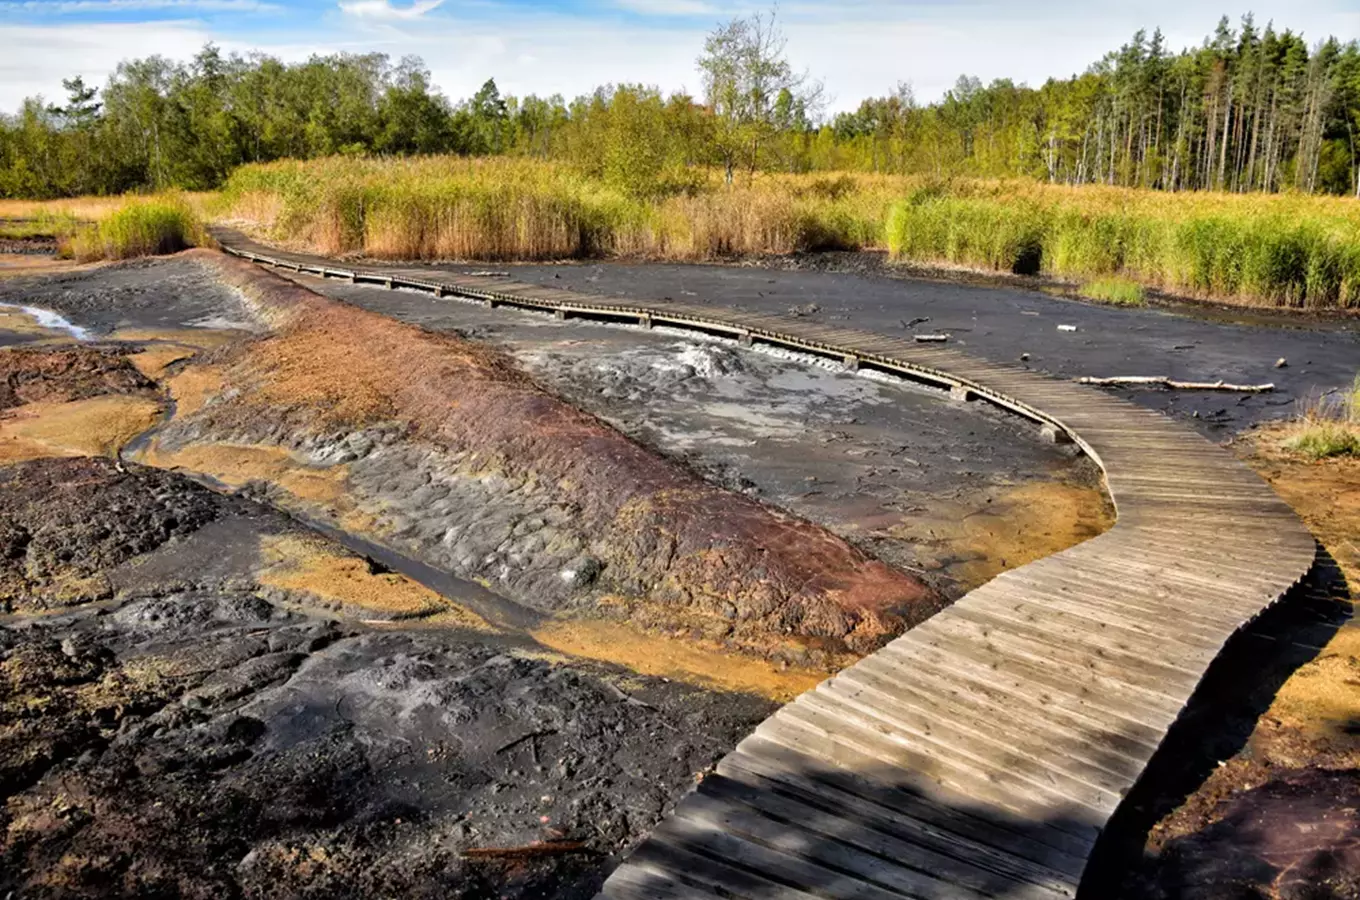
<box><xmin>913</xmin><ymin>334</ymin><xmax>950</xmax><ymax>343</ymax></box>
<box><xmin>1078</xmin><ymin>376</ymin><xmax>1274</xmax><ymax>393</ymax></box>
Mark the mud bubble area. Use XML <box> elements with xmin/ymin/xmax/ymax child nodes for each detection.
<box><xmin>0</xmin><ymin>247</ymin><xmax>1345</xmax><ymax>900</ymax></box>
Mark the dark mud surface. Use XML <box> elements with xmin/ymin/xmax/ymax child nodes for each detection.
<box><xmin>0</xmin><ymin>257</ymin><xmax>259</xmax><ymax>338</ymax></box>
<box><xmin>0</xmin><ymin>345</ymin><xmax>155</xmax><ymax>412</ymax></box>
<box><xmin>491</xmin><ymin>259</ymin><xmax>1359</xmax><ymax>435</ymax></box>
<box><xmin>289</xmin><ymin>273</ymin><xmax>1108</xmax><ymax>596</ymax></box>
<box><xmin>0</xmin><ymin>458</ymin><xmax>774</xmax><ymax>899</ymax></box>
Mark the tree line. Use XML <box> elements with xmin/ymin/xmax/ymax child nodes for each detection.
<box><xmin>2</xmin><ymin>12</ymin><xmax>1357</xmax><ymax>199</ymax></box>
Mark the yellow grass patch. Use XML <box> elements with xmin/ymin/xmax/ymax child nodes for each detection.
<box><xmin>0</xmin><ymin>396</ymin><xmax>162</xmax><ymax>462</ymax></box>
<box><xmin>532</xmin><ymin>617</ymin><xmax>824</xmax><ymax>702</ymax></box>
<box><xmin>257</xmin><ymin>533</ymin><xmax>492</xmax><ymax>628</ymax></box>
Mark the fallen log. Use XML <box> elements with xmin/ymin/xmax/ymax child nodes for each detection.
<box><xmin>1078</xmin><ymin>376</ymin><xmax>1274</xmax><ymax>393</ymax></box>
<box><xmin>913</xmin><ymin>333</ymin><xmax>950</xmax><ymax>343</ymax></box>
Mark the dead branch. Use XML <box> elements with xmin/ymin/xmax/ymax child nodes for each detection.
<box><xmin>1077</xmin><ymin>376</ymin><xmax>1274</xmax><ymax>393</ymax></box>
<box><xmin>461</xmin><ymin>841</ymin><xmax>588</xmax><ymax>859</ymax></box>
<box><xmin>494</xmin><ymin>729</ymin><xmax>556</xmax><ymax>755</ymax></box>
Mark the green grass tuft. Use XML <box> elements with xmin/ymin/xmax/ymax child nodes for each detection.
<box><xmin>1284</xmin><ymin>423</ymin><xmax>1360</xmax><ymax>458</ymax></box>
<box><xmin>70</xmin><ymin>195</ymin><xmax>206</xmax><ymax>261</ymax></box>
<box><xmin>1283</xmin><ymin>374</ymin><xmax>1360</xmax><ymax>459</ymax></box>
<box><xmin>1079</xmin><ymin>278</ymin><xmax>1146</xmax><ymax>306</ymax></box>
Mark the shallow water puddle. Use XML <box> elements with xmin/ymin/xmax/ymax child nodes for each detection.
<box><xmin>0</xmin><ymin>303</ymin><xmax>90</xmax><ymax>340</ymax></box>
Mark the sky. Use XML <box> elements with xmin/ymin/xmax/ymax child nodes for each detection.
<box><xmin>2</xmin><ymin>0</ymin><xmax>1358</xmax><ymax>115</ymax></box>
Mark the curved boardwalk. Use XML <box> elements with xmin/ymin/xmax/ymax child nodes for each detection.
<box><xmin>213</xmin><ymin>230</ymin><xmax>1318</xmax><ymax>899</ymax></box>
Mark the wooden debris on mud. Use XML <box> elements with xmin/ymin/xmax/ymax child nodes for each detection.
<box><xmin>1079</xmin><ymin>375</ymin><xmax>1275</xmax><ymax>392</ymax></box>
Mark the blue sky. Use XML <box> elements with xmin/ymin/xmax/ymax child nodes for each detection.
<box><xmin>2</xmin><ymin>0</ymin><xmax>1358</xmax><ymax>114</ymax></box>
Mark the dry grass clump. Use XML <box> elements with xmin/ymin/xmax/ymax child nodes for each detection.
<box><xmin>69</xmin><ymin>194</ymin><xmax>208</xmax><ymax>261</ymax></box>
<box><xmin>1283</xmin><ymin>376</ymin><xmax>1360</xmax><ymax>459</ymax></box>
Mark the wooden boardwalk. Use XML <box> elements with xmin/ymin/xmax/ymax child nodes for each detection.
<box><xmin>212</xmin><ymin>230</ymin><xmax>1318</xmax><ymax>899</ymax></box>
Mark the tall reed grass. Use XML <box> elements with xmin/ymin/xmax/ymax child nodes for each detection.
<box><xmin>885</xmin><ymin>180</ymin><xmax>1360</xmax><ymax>309</ymax></box>
<box><xmin>219</xmin><ymin>157</ymin><xmax>893</xmax><ymax>262</ymax></box>
<box><xmin>69</xmin><ymin>194</ymin><xmax>208</xmax><ymax>261</ymax></box>
<box><xmin>218</xmin><ymin>156</ymin><xmax>1360</xmax><ymax>309</ymax></box>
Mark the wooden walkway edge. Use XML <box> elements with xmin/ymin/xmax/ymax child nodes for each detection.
<box><xmin>211</xmin><ymin>230</ymin><xmax>1318</xmax><ymax>899</ymax></box>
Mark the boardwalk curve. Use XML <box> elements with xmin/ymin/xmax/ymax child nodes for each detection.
<box><xmin>211</xmin><ymin>230</ymin><xmax>1318</xmax><ymax>899</ymax></box>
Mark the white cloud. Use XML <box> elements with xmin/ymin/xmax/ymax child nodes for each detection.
<box><xmin>0</xmin><ymin>21</ymin><xmax>214</xmax><ymax>109</ymax></box>
<box><xmin>613</xmin><ymin>0</ymin><xmax>718</xmax><ymax>15</ymax></box>
<box><xmin>337</xmin><ymin>0</ymin><xmax>444</xmax><ymax>19</ymax></box>
<box><xmin>0</xmin><ymin>0</ymin><xmax>275</xmax><ymax>10</ymax></box>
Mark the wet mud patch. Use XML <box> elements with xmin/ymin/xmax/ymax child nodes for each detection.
<box><xmin>294</xmin><ymin>273</ymin><xmax>1110</xmax><ymax>599</ymax></box>
<box><xmin>0</xmin><ymin>255</ymin><xmax>260</xmax><ymax>339</ymax></box>
<box><xmin>1</xmin><ymin>614</ymin><xmax>772</xmax><ymax>900</ymax></box>
<box><xmin>0</xmin><ymin>458</ymin><xmax>223</xmax><ymax>612</ymax></box>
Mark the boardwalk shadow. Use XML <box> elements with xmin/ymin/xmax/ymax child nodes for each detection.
<box><xmin>1081</xmin><ymin>543</ymin><xmax>1352</xmax><ymax>898</ymax></box>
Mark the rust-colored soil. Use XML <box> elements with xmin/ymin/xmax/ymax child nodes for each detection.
<box><xmin>258</xmin><ymin>533</ymin><xmax>492</xmax><ymax>628</ymax></box>
<box><xmin>180</xmin><ymin>250</ymin><xmax>939</xmax><ymax>658</ymax></box>
<box><xmin>533</xmin><ymin>617</ymin><xmax>824</xmax><ymax>701</ymax></box>
<box><xmin>889</xmin><ymin>480</ymin><xmax>1114</xmax><ymax>590</ymax></box>
<box><xmin>0</xmin><ymin>396</ymin><xmax>163</xmax><ymax>463</ymax></box>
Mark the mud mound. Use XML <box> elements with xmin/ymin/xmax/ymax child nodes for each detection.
<box><xmin>0</xmin><ymin>598</ymin><xmax>772</xmax><ymax>899</ymax></box>
<box><xmin>0</xmin><ymin>458</ymin><xmax>223</xmax><ymax>612</ymax></box>
<box><xmin>163</xmin><ymin>251</ymin><xmax>939</xmax><ymax>661</ymax></box>
<box><xmin>0</xmin><ymin>346</ymin><xmax>155</xmax><ymax>411</ymax></box>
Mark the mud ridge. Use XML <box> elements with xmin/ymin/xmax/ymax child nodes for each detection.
<box><xmin>143</xmin><ymin>250</ymin><xmax>941</xmax><ymax>664</ymax></box>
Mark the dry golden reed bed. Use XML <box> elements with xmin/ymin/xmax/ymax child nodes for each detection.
<box><xmin>219</xmin><ymin>156</ymin><xmax>1360</xmax><ymax>309</ymax></box>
